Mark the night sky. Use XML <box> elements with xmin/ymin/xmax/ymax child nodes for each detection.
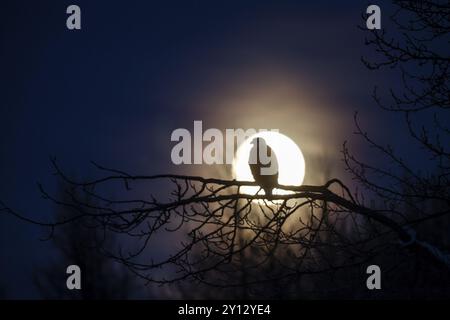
<box><xmin>0</xmin><ymin>0</ymin><xmax>415</xmax><ymax>298</ymax></box>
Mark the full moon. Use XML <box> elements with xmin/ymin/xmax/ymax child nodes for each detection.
<box><xmin>233</xmin><ymin>131</ymin><xmax>305</xmax><ymax>196</ymax></box>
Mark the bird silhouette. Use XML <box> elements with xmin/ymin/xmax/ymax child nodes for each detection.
<box><xmin>248</xmin><ymin>137</ymin><xmax>279</xmax><ymax>197</ymax></box>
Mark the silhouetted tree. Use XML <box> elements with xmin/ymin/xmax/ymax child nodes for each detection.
<box><xmin>14</xmin><ymin>158</ymin><xmax>444</xmax><ymax>299</ymax></box>
<box><xmin>33</xmin><ymin>181</ymin><xmax>142</xmax><ymax>299</ymax></box>
<box><xmin>2</xmin><ymin>0</ymin><xmax>450</xmax><ymax>299</ymax></box>
<box><xmin>346</xmin><ymin>0</ymin><xmax>450</xmax><ymax>297</ymax></box>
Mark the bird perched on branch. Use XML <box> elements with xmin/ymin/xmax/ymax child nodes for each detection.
<box><xmin>248</xmin><ymin>137</ymin><xmax>279</xmax><ymax>197</ymax></box>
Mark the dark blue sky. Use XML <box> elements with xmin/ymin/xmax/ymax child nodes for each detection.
<box><xmin>0</xmin><ymin>0</ymin><xmax>411</xmax><ymax>298</ymax></box>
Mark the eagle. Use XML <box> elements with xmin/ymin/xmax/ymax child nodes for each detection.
<box><xmin>248</xmin><ymin>137</ymin><xmax>279</xmax><ymax>197</ymax></box>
